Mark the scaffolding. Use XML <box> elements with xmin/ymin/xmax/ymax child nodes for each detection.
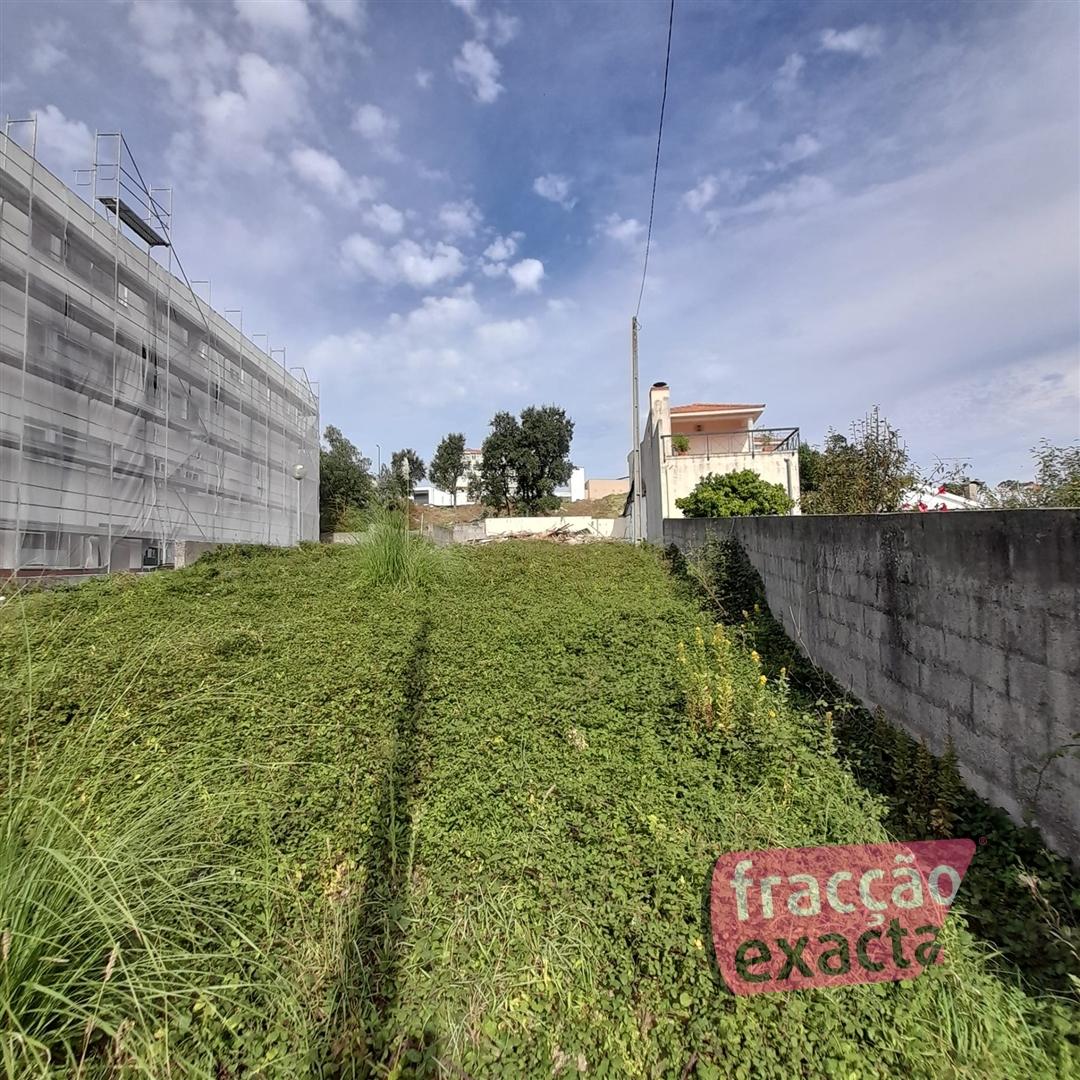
<box><xmin>0</xmin><ymin>121</ymin><xmax>319</xmax><ymax>576</ymax></box>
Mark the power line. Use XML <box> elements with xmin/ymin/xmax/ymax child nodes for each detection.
<box><xmin>635</xmin><ymin>0</ymin><xmax>675</xmax><ymax>320</ymax></box>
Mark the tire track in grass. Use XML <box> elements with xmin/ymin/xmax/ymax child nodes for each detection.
<box><xmin>336</xmin><ymin>613</ymin><xmax>440</xmax><ymax>1075</ymax></box>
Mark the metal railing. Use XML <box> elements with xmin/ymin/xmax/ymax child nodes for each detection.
<box><xmin>661</xmin><ymin>427</ymin><xmax>799</xmax><ymax>459</ymax></box>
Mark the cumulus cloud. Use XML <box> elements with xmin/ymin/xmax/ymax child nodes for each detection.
<box><xmin>483</xmin><ymin>233</ymin><xmax>520</xmax><ymax>262</ymax></box>
<box><xmin>29</xmin><ymin>23</ymin><xmax>68</xmax><ymax>74</ymax></box>
<box><xmin>22</xmin><ymin>105</ymin><xmax>92</xmax><ymax>176</ymax></box>
<box><xmin>234</xmin><ymin>0</ymin><xmax>312</xmax><ymax>37</ymax></box>
<box><xmin>449</xmin><ymin>0</ymin><xmax>519</xmax><ymax>46</ymax></box>
<box><xmin>533</xmin><ymin>173</ymin><xmax>576</xmax><ymax>209</ymax></box>
<box><xmin>476</xmin><ymin>317</ymin><xmax>536</xmax><ymax>351</ymax></box>
<box><xmin>289</xmin><ymin>146</ymin><xmax>376</xmax><ymax>205</ymax></box>
<box><xmin>820</xmin><ymin>25</ymin><xmax>884</xmax><ymax>59</ymax></box>
<box><xmin>774</xmin><ymin>52</ymin><xmax>805</xmax><ymax>94</ymax></box>
<box><xmin>438</xmin><ymin>199</ymin><xmax>483</xmax><ymax>236</ymax></box>
<box><xmin>391</xmin><ymin>286</ymin><xmax>481</xmax><ymax>330</ymax></box>
<box><xmin>600</xmin><ymin>214</ymin><xmax>645</xmax><ymax>247</ymax></box>
<box><xmin>453</xmin><ymin>41</ymin><xmax>503</xmax><ymax>104</ymax></box>
<box><xmin>200</xmin><ymin>53</ymin><xmax>307</xmax><ymax>167</ymax></box>
<box><xmin>363</xmin><ymin>202</ymin><xmax>405</xmax><ymax>235</ymax></box>
<box><xmin>416</xmin><ymin>68</ymin><xmax>433</xmax><ymax>89</ymax></box>
<box><xmin>314</xmin><ymin>0</ymin><xmax>366</xmax><ymax>28</ymax></box>
<box><xmin>129</xmin><ymin>0</ymin><xmax>232</xmax><ymax>103</ymax></box>
<box><xmin>351</xmin><ymin>103</ymin><xmax>400</xmax><ymax>159</ymax></box>
<box><xmin>342</xmin><ymin>234</ymin><xmax>467</xmax><ymax>288</ymax></box>
<box><xmin>683</xmin><ymin>176</ymin><xmax>719</xmax><ymax>213</ymax></box>
<box><xmin>507</xmin><ymin>258</ymin><xmax>544</xmax><ymax>292</ymax></box>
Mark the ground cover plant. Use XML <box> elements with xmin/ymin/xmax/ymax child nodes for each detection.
<box><xmin>1</xmin><ymin>540</ymin><xmax>1076</xmax><ymax>1077</ymax></box>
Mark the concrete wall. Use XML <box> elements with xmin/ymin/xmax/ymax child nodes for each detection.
<box><xmin>664</xmin><ymin>511</ymin><xmax>1080</xmax><ymax>860</ymax></box>
<box><xmin>411</xmin><ymin>516</ymin><xmax>631</xmax><ymax>545</ymax></box>
<box><xmin>174</xmin><ymin>540</ymin><xmax>226</xmax><ymax>568</ymax></box>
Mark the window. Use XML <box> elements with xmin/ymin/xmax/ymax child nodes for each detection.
<box><xmin>118</xmin><ymin>283</ymin><xmax>130</xmax><ymax>308</ymax></box>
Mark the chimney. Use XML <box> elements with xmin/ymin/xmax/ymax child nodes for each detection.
<box><xmin>650</xmin><ymin>381</ymin><xmax>671</xmax><ymax>438</ymax></box>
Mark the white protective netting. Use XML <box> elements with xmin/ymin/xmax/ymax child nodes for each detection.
<box><xmin>0</xmin><ymin>129</ymin><xmax>319</xmax><ymax>576</ymax></box>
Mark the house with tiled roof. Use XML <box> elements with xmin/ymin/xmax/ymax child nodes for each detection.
<box><xmin>631</xmin><ymin>382</ymin><xmax>801</xmax><ymax>540</ymax></box>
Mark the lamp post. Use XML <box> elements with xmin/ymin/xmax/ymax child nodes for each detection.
<box><xmin>375</xmin><ymin>443</ymin><xmax>381</xmax><ymax>473</ymax></box>
<box><xmin>292</xmin><ymin>463</ymin><xmax>306</xmax><ymax>544</ymax></box>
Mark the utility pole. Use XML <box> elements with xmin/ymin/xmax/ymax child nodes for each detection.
<box><xmin>631</xmin><ymin>316</ymin><xmax>643</xmax><ymax>542</ymax></box>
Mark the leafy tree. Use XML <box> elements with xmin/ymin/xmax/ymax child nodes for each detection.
<box><xmin>429</xmin><ymin>432</ymin><xmax>466</xmax><ymax>506</ymax></box>
<box><xmin>675</xmin><ymin>469</ymin><xmax>794</xmax><ymax>517</ymax></box>
<box><xmin>375</xmin><ymin>464</ymin><xmax>407</xmax><ymax>506</ymax></box>
<box><xmin>390</xmin><ymin>448</ymin><xmax>426</xmax><ymax>496</ymax></box>
<box><xmin>472</xmin><ymin>405</ymin><xmax>575</xmax><ymax>515</ymax></box>
<box><xmin>515</xmin><ymin>405</ymin><xmax>575</xmax><ymax>512</ymax></box>
<box><xmin>801</xmin><ymin>407</ymin><xmax>915</xmax><ymax>514</ymax></box>
<box><xmin>1008</xmin><ymin>441</ymin><xmax>1080</xmax><ymax>507</ymax></box>
<box><xmin>798</xmin><ymin>442</ymin><xmax>825</xmax><ymax>495</ymax></box>
<box><xmin>318</xmin><ymin>425</ymin><xmax>373</xmax><ymax>534</ymax></box>
<box><xmin>472</xmin><ymin>411</ymin><xmax>521</xmax><ymax>515</ymax></box>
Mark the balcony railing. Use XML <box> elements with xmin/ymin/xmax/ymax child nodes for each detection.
<box><xmin>661</xmin><ymin>427</ymin><xmax>799</xmax><ymax>459</ymax></box>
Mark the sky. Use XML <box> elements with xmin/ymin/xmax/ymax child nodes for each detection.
<box><xmin>1</xmin><ymin>0</ymin><xmax>1077</xmax><ymax>484</ymax></box>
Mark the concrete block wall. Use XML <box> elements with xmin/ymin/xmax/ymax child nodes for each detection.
<box><xmin>664</xmin><ymin>511</ymin><xmax>1080</xmax><ymax>860</ymax></box>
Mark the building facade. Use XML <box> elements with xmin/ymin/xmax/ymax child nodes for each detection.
<box><xmin>0</xmin><ymin>130</ymin><xmax>319</xmax><ymax>575</ymax></box>
<box><xmin>632</xmin><ymin>381</ymin><xmax>800</xmax><ymax>541</ymax></box>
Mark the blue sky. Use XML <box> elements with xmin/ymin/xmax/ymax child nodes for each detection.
<box><xmin>2</xmin><ymin>0</ymin><xmax>1077</xmax><ymax>483</ymax></box>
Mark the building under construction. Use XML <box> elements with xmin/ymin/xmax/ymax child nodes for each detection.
<box><xmin>0</xmin><ymin>125</ymin><xmax>319</xmax><ymax>576</ymax></box>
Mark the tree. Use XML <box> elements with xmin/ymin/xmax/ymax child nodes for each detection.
<box><xmin>798</xmin><ymin>442</ymin><xmax>825</xmax><ymax>495</ymax></box>
<box><xmin>429</xmin><ymin>432</ymin><xmax>466</xmax><ymax>506</ymax></box>
<box><xmin>319</xmin><ymin>425</ymin><xmax>373</xmax><ymax>534</ymax></box>
<box><xmin>801</xmin><ymin>407</ymin><xmax>915</xmax><ymax>514</ymax></box>
<box><xmin>515</xmin><ymin>405</ymin><xmax>575</xmax><ymax>513</ymax></box>
<box><xmin>1012</xmin><ymin>440</ymin><xmax>1080</xmax><ymax>507</ymax></box>
<box><xmin>472</xmin><ymin>412</ymin><xmax>520</xmax><ymax>516</ymax></box>
<box><xmin>676</xmin><ymin>469</ymin><xmax>794</xmax><ymax>518</ymax></box>
<box><xmin>472</xmin><ymin>406</ymin><xmax>575</xmax><ymax>515</ymax></box>
<box><xmin>390</xmin><ymin>448</ymin><xmax>426</xmax><ymax>496</ymax></box>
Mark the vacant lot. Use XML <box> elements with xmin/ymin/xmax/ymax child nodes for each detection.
<box><xmin>1</xmin><ymin>542</ymin><xmax>1076</xmax><ymax>1078</ymax></box>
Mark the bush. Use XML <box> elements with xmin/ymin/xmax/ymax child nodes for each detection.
<box><xmin>676</xmin><ymin>469</ymin><xmax>794</xmax><ymax>517</ymax></box>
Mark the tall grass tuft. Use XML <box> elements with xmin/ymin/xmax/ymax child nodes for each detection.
<box><xmin>0</xmin><ymin>738</ymin><xmax>313</xmax><ymax>1077</ymax></box>
<box><xmin>350</xmin><ymin>503</ymin><xmax>454</xmax><ymax>591</ymax></box>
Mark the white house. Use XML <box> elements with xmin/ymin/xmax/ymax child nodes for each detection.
<box><xmin>631</xmin><ymin>381</ymin><xmax>801</xmax><ymax>541</ymax></box>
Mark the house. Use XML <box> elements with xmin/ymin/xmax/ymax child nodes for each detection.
<box><xmin>631</xmin><ymin>382</ymin><xmax>801</xmax><ymax>540</ymax></box>
<box><xmin>413</xmin><ymin>448</ymin><xmax>484</xmax><ymax>506</ymax></box>
<box><xmin>585</xmin><ymin>477</ymin><xmax>630</xmax><ymax>501</ymax></box>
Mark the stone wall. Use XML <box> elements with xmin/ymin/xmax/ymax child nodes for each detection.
<box><xmin>663</xmin><ymin>511</ymin><xmax>1080</xmax><ymax>860</ymax></box>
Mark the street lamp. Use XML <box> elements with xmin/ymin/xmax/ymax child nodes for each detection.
<box><xmin>292</xmin><ymin>463</ymin><xmax>306</xmax><ymax>544</ymax></box>
<box><xmin>375</xmin><ymin>443</ymin><xmax>381</xmax><ymax>473</ymax></box>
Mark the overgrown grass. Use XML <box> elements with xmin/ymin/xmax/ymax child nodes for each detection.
<box><xmin>340</xmin><ymin>504</ymin><xmax>457</xmax><ymax>590</ymax></box>
<box><xmin>1</xmin><ymin>540</ymin><xmax>1076</xmax><ymax>1077</ymax></box>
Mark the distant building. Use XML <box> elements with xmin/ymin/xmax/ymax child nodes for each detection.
<box><xmin>413</xmin><ymin>447</ymin><xmax>483</xmax><ymax>506</ymax></box>
<box><xmin>585</xmin><ymin>477</ymin><xmax>629</xmax><ymax>501</ymax></box>
<box><xmin>555</xmin><ymin>467</ymin><xmax>586</xmax><ymax>502</ymax></box>
<box><xmin>631</xmin><ymin>382</ymin><xmax>800</xmax><ymax>541</ymax></box>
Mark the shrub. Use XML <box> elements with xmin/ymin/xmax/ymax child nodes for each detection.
<box><xmin>676</xmin><ymin>469</ymin><xmax>794</xmax><ymax>517</ymax></box>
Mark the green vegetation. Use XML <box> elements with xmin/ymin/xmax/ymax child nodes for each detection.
<box><xmin>676</xmin><ymin>469</ymin><xmax>794</xmax><ymax>518</ymax></box>
<box><xmin>429</xmin><ymin>433</ymin><xmax>467</xmax><ymax>507</ymax></box>
<box><xmin>991</xmin><ymin>440</ymin><xmax>1080</xmax><ymax>508</ymax></box>
<box><xmin>1</xmin><ymin>542</ymin><xmax>1076</xmax><ymax>1076</ymax></box>
<box><xmin>319</xmin><ymin>425</ymin><xmax>375</xmax><ymax>535</ymax></box>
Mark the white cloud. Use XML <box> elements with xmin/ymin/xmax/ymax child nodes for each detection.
<box><xmin>732</xmin><ymin>175</ymin><xmax>835</xmax><ymax>217</ymax></box>
<box><xmin>351</xmin><ymin>103</ymin><xmax>400</xmax><ymax>159</ymax></box>
<box><xmin>682</xmin><ymin>176</ymin><xmax>718</xmax><ymax>213</ymax></box>
<box><xmin>24</xmin><ymin>105</ymin><xmax>92</xmax><ymax>176</ymax></box>
<box><xmin>774</xmin><ymin>52</ymin><xmax>805</xmax><ymax>94</ymax></box>
<box><xmin>438</xmin><ymin>199</ymin><xmax>483</xmax><ymax>236</ymax></box>
<box><xmin>453</xmin><ymin>41</ymin><xmax>503</xmax><ymax>104</ymax></box>
<box><xmin>775</xmin><ymin>132</ymin><xmax>822</xmax><ymax>168</ymax></box>
<box><xmin>416</xmin><ymin>68</ymin><xmax>433</xmax><ymax>89</ymax></box>
<box><xmin>392</xmin><ymin>287</ymin><xmax>481</xmax><ymax>330</ymax></box>
<box><xmin>507</xmin><ymin>257</ymin><xmax>544</xmax><ymax>292</ymax></box>
<box><xmin>342</xmin><ymin>234</ymin><xmax>467</xmax><ymax>288</ymax></box>
<box><xmin>820</xmin><ymin>25</ymin><xmax>884</xmax><ymax>59</ymax></box>
<box><xmin>234</xmin><ymin>0</ymin><xmax>312</xmax><ymax>37</ymax></box>
<box><xmin>476</xmin><ymin>317</ymin><xmax>536</xmax><ymax>351</ymax></box>
<box><xmin>29</xmin><ymin>24</ymin><xmax>68</xmax><ymax>75</ymax></box>
<box><xmin>533</xmin><ymin>173</ymin><xmax>576</xmax><ymax>209</ymax></box>
<box><xmin>289</xmin><ymin>145</ymin><xmax>376</xmax><ymax>205</ymax></box>
<box><xmin>449</xmin><ymin>0</ymin><xmax>519</xmax><ymax>45</ymax></box>
<box><xmin>363</xmin><ymin>202</ymin><xmax>405</xmax><ymax>235</ymax></box>
<box><xmin>483</xmin><ymin>233</ymin><xmax>519</xmax><ymax>261</ymax></box>
<box><xmin>129</xmin><ymin>1</ymin><xmax>232</xmax><ymax>103</ymax></box>
<box><xmin>314</xmin><ymin>0</ymin><xmax>366</xmax><ymax>28</ymax></box>
<box><xmin>600</xmin><ymin>213</ymin><xmax>645</xmax><ymax>247</ymax></box>
<box><xmin>200</xmin><ymin>53</ymin><xmax>307</xmax><ymax>167</ymax></box>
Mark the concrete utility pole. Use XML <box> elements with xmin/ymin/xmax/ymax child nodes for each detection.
<box><xmin>631</xmin><ymin>317</ymin><xmax>643</xmax><ymax>542</ymax></box>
